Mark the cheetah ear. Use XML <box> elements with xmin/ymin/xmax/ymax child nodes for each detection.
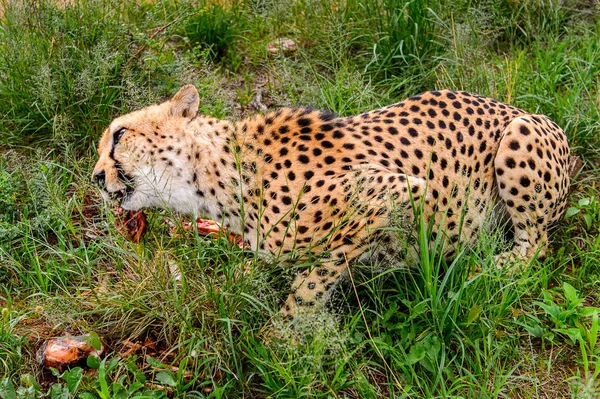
<box><xmin>170</xmin><ymin>85</ymin><xmax>199</xmax><ymax>119</ymax></box>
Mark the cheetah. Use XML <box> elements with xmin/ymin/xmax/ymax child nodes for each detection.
<box><xmin>92</xmin><ymin>85</ymin><xmax>571</xmax><ymax>319</ymax></box>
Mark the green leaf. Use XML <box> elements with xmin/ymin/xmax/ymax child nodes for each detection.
<box><xmin>525</xmin><ymin>324</ymin><xmax>545</xmax><ymax>338</ymax></box>
<box><xmin>425</xmin><ymin>335</ymin><xmax>441</xmax><ymax>358</ymax></box>
<box><xmin>106</xmin><ymin>357</ymin><xmax>120</xmax><ymax>373</ymax></box>
<box><xmin>155</xmin><ymin>371</ymin><xmax>177</xmax><ymax>387</ymax></box>
<box><xmin>126</xmin><ymin>357</ymin><xmax>146</xmax><ymax>384</ymax></box>
<box><xmin>146</xmin><ymin>357</ymin><xmax>164</xmax><ymax>368</ymax></box>
<box><xmin>111</xmin><ymin>381</ymin><xmax>125</xmax><ymax>397</ymax></box>
<box><xmin>565</xmin><ymin>207</ymin><xmax>580</xmax><ymax>218</ymax></box>
<box><xmin>127</xmin><ymin>382</ymin><xmax>145</xmax><ymax>395</ymax></box>
<box><xmin>578</xmin><ymin>197</ymin><xmax>591</xmax><ymax>207</ymax></box>
<box><xmin>556</xmin><ymin>328</ymin><xmax>582</xmax><ymax>345</ymax></box>
<box><xmin>98</xmin><ymin>359</ymin><xmax>110</xmax><ymax>399</ymax></box>
<box><xmin>85</xmin><ymin>332</ymin><xmax>102</xmax><ymax>351</ymax></box>
<box><xmin>537</xmin><ymin>301</ymin><xmax>561</xmax><ymax>319</ymax></box>
<box><xmin>409</xmin><ymin>301</ymin><xmax>428</xmax><ymax>320</ymax></box>
<box><xmin>87</xmin><ymin>354</ymin><xmax>101</xmax><ymax>369</ymax></box>
<box><xmin>590</xmin><ymin>312</ymin><xmax>599</xmax><ymax>351</ymax></box>
<box><xmin>466</xmin><ymin>304</ymin><xmax>482</xmax><ymax>325</ymax></box>
<box><xmin>49</xmin><ymin>384</ymin><xmax>68</xmax><ymax>399</ymax></box>
<box><xmin>0</xmin><ymin>379</ymin><xmax>17</xmax><ymax>399</ymax></box>
<box><xmin>581</xmin><ymin>307</ymin><xmax>600</xmax><ymax>317</ymax></box>
<box><xmin>20</xmin><ymin>374</ymin><xmax>40</xmax><ymax>390</ymax></box>
<box><xmin>542</xmin><ymin>290</ymin><xmax>554</xmax><ymax>304</ymax></box>
<box><xmin>584</xmin><ymin>214</ymin><xmax>592</xmax><ymax>229</ymax></box>
<box><xmin>563</xmin><ymin>282</ymin><xmax>578</xmax><ymax>304</ymax></box>
<box><xmin>50</xmin><ymin>367</ymin><xmax>63</xmax><ymax>378</ymax></box>
<box><xmin>66</xmin><ymin>367</ymin><xmax>83</xmax><ymax>394</ymax></box>
<box><xmin>405</xmin><ymin>343</ymin><xmax>426</xmax><ymax>365</ymax></box>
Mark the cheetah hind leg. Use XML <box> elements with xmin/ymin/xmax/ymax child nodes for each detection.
<box><xmin>493</xmin><ymin>115</ymin><xmax>570</xmax><ymax>270</ymax></box>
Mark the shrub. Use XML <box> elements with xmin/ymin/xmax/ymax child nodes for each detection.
<box><xmin>182</xmin><ymin>2</ymin><xmax>244</xmax><ymax>61</ymax></box>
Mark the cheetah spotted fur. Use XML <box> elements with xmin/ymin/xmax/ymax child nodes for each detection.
<box><xmin>92</xmin><ymin>85</ymin><xmax>571</xmax><ymax>319</ymax></box>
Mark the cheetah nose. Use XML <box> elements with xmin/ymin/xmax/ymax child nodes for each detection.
<box><xmin>93</xmin><ymin>170</ymin><xmax>106</xmax><ymax>188</ymax></box>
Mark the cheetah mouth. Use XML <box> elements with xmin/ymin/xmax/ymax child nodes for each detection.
<box><xmin>110</xmin><ymin>185</ymin><xmax>134</xmax><ymax>204</ymax></box>
<box><xmin>110</xmin><ymin>170</ymin><xmax>136</xmax><ymax>206</ymax></box>
<box><xmin>111</xmin><ymin>183</ymin><xmax>147</xmax><ymax>242</ymax></box>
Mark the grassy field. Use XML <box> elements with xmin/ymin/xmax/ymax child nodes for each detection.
<box><xmin>0</xmin><ymin>0</ymin><xmax>599</xmax><ymax>397</ymax></box>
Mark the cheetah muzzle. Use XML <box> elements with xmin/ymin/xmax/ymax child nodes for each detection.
<box><xmin>92</xmin><ymin>85</ymin><xmax>571</xmax><ymax>320</ymax></box>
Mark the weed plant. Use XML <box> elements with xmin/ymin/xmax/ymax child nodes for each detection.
<box><xmin>182</xmin><ymin>2</ymin><xmax>244</xmax><ymax>62</ymax></box>
<box><xmin>0</xmin><ymin>0</ymin><xmax>599</xmax><ymax>397</ymax></box>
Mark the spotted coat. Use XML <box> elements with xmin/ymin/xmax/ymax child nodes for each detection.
<box><xmin>92</xmin><ymin>85</ymin><xmax>571</xmax><ymax>318</ymax></box>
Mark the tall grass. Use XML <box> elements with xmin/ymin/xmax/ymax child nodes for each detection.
<box><xmin>182</xmin><ymin>2</ymin><xmax>244</xmax><ymax>61</ymax></box>
<box><xmin>0</xmin><ymin>0</ymin><xmax>599</xmax><ymax>396</ymax></box>
<box><xmin>353</xmin><ymin>0</ymin><xmax>442</xmax><ymax>88</ymax></box>
<box><xmin>0</xmin><ymin>0</ymin><xmax>197</xmax><ymax>150</ymax></box>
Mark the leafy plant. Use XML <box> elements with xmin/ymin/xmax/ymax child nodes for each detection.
<box><xmin>519</xmin><ymin>282</ymin><xmax>600</xmax><ymax>378</ymax></box>
<box><xmin>0</xmin><ymin>355</ymin><xmax>195</xmax><ymax>399</ymax></box>
<box><xmin>566</xmin><ymin>197</ymin><xmax>598</xmax><ymax>232</ymax></box>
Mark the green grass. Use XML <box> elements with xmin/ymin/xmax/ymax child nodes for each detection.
<box><xmin>1</xmin><ymin>0</ymin><xmax>599</xmax><ymax>397</ymax></box>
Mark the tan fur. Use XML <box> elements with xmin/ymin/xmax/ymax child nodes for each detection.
<box><xmin>93</xmin><ymin>86</ymin><xmax>571</xmax><ymax>318</ymax></box>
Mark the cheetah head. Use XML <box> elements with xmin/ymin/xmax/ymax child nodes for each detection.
<box><xmin>92</xmin><ymin>85</ymin><xmax>201</xmax><ymax>212</ymax></box>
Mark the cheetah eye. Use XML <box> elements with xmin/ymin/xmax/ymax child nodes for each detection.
<box><xmin>113</xmin><ymin>128</ymin><xmax>126</xmax><ymax>145</ymax></box>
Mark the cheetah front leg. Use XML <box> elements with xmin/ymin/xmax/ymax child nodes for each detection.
<box><xmin>280</xmin><ymin>243</ymin><xmax>387</xmax><ymax>320</ymax></box>
<box><xmin>279</xmin><ymin>168</ymin><xmax>428</xmax><ymax>320</ymax></box>
<box><xmin>280</xmin><ymin>261</ymin><xmax>346</xmax><ymax>320</ymax></box>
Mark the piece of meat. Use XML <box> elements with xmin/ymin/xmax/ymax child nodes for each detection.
<box><xmin>115</xmin><ymin>207</ymin><xmax>147</xmax><ymax>243</ymax></box>
<box><xmin>36</xmin><ymin>336</ymin><xmax>103</xmax><ymax>369</ymax></box>
<box><xmin>195</xmin><ymin>218</ymin><xmax>246</xmax><ymax>248</ymax></box>
<box><xmin>195</xmin><ymin>218</ymin><xmax>221</xmax><ymax>236</ymax></box>
<box><xmin>169</xmin><ymin>218</ymin><xmax>246</xmax><ymax>248</ymax></box>
<box><xmin>114</xmin><ymin>207</ymin><xmax>243</xmax><ymax>247</ymax></box>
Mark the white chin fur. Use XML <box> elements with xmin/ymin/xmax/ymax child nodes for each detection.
<box><xmin>117</xmin><ymin>174</ymin><xmax>199</xmax><ymax>214</ymax></box>
<box><xmin>119</xmin><ymin>192</ymin><xmax>144</xmax><ymax>211</ymax></box>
